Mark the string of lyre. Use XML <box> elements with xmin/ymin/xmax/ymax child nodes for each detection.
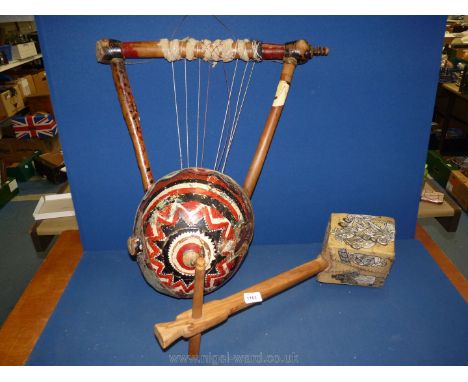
<box><xmin>168</xmin><ymin>50</ymin><xmax>257</xmax><ymax>173</ymax></box>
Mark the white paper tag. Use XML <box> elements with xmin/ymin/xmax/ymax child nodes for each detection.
<box><xmin>8</xmin><ymin>179</ymin><xmax>18</xmax><ymax>192</ymax></box>
<box><xmin>446</xmin><ymin>181</ymin><xmax>453</xmax><ymax>192</ymax></box>
<box><xmin>243</xmin><ymin>292</ymin><xmax>263</xmax><ymax>304</ymax></box>
<box><xmin>272</xmin><ymin>80</ymin><xmax>290</xmax><ymax>107</ymax></box>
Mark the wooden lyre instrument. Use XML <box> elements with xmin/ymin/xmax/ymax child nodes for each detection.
<box><xmin>96</xmin><ymin>38</ymin><xmax>329</xmax><ymax>299</ymax></box>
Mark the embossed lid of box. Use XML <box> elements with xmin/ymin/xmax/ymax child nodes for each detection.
<box><xmin>317</xmin><ymin>213</ymin><xmax>396</xmax><ymax>288</ymax></box>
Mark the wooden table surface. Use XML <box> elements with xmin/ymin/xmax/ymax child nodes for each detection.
<box><xmin>418</xmin><ymin>177</ymin><xmax>461</xmax><ymax>232</ymax></box>
<box><xmin>442</xmin><ymin>82</ymin><xmax>468</xmax><ymax>101</ymax></box>
<box><xmin>0</xmin><ymin>230</ymin><xmax>82</xmax><ymax>366</ymax></box>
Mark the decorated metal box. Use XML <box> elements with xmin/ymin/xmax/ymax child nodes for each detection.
<box><xmin>12</xmin><ymin>113</ymin><xmax>57</xmax><ymax>139</ymax></box>
<box><xmin>317</xmin><ymin>213</ymin><xmax>396</xmax><ymax>287</ymax></box>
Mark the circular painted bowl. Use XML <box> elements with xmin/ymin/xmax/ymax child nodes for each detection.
<box><xmin>128</xmin><ymin>168</ymin><xmax>254</xmax><ymax>298</ymax></box>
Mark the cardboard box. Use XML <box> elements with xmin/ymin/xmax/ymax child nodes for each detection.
<box><xmin>0</xmin><ymin>177</ymin><xmax>19</xmax><ymax>209</ymax></box>
<box><xmin>25</xmin><ymin>95</ymin><xmax>54</xmax><ymax>114</ymax></box>
<box><xmin>23</xmin><ymin>75</ymin><xmax>37</xmax><ymax>96</ymax></box>
<box><xmin>446</xmin><ymin>170</ymin><xmax>468</xmax><ymax>211</ymax></box>
<box><xmin>6</xmin><ymin>151</ymin><xmax>40</xmax><ymax>182</ymax></box>
<box><xmin>33</xmin><ymin>193</ymin><xmax>75</xmax><ymax>220</ymax></box>
<box><xmin>0</xmin><ymin>85</ymin><xmax>25</xmax><ymax>120</ymax></box>
<box><xmin>32</xmin><ymin>71</ymin><xmax>50</xmax><ymax>95</ymax></box>
<box><xmin>11</xmin><ymin>42</ymin><xmax>38</xmax><ymax>60</ymax></box>
<box><xmin>4</xmin><ymin>75</ymin><xmax>36</xmax><ymax>98</ymax></box>
<box><xmin>426</xmin><ymin>150</ymin><xmax>458</xmax><ymax>188</ymax></box>
<box><xmin>12</xmin><ymin>113</ymin><xmax>58</xmax><ymax>139</ymax></box>
<box><xmin>34</xmin><ymin>151</ymin><xmax>67</xmax><ymax>184</ymax></box>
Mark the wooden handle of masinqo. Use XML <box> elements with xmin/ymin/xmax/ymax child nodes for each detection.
<box><xmin>243</xmin><ymin>60</ymin><xmax>296</xmax><ymax>198</ymax></box>
<box><xmin>154</xmin><ymin>256</ymin><xmax>328</xmax><ymax>349</ymax></box>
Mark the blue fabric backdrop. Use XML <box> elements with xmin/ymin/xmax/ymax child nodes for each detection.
<box><xmin>36</xmin><ymin>16</ymin><xmax>446</xmax><ymax>251</ymax></box>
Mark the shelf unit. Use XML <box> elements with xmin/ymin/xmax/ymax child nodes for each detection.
<box><xmin>0</xmin><ymin>52</ymin><xmax>43</xmax><ymax>124</ymax></box>
<box><xmin>0</xmin><ymin>53</ymin><xmax>43</xmax><ymax>73</ymax></box>
<box><xmin>433</xmin><ymin>82</ymin><xmax>468</xmax><ymax>155</ymax></box>
<box><xmin>418</xmin><ymin>176</ymin><xmax>461</xmax><ymax>232</ymax></box>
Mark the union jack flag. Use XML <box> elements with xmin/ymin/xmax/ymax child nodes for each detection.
<box><xmin>12</xmin><ymin>113</ymin><xmax>57</xmax><ymax>139</ymax></box>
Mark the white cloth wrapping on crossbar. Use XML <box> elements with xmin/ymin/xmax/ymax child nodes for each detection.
<box><xmin>159</xmin><ymin>38</ymin><xmax>259</xmax><ymax>62</ymax></box>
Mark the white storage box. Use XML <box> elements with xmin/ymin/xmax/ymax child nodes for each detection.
<box><xmin>11</xmin><ymin>42</ymin><xmax>38</xmax><ymax>60</ymax></box>
<box><xmin>33</xmin><ymin>193</ymin><xmax>75</xmax><ymax>220</ymax></box>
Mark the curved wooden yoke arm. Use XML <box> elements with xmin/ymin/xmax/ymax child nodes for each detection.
<box><xmin>97</xmin><ymin>38</ymin><xmax>328</xmax><ymax>64</ymax></box>
<box><xmin>111</xmin><ymin>59</ymin><xmax>154</xmax><ymax>191</ymax></box>
<box><xmin>243</xmin><ymin>59</ymin><xmax>297</xmax><ymax>198</ymax></box>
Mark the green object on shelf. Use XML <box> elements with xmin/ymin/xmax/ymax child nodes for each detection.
<box><xmin>6</xmin><ymin>150</ymin><xmax>41</xmax><ymax>182</ymax></box>
<box><xmin>0</xmin><ymin>177</ymin><xmax>19</xmax><ymax>209</ymax></box>
<box><xmin>426</xmin><ymin>150</ymin><xmax>458</xmax><ymax>188</ymax></box>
